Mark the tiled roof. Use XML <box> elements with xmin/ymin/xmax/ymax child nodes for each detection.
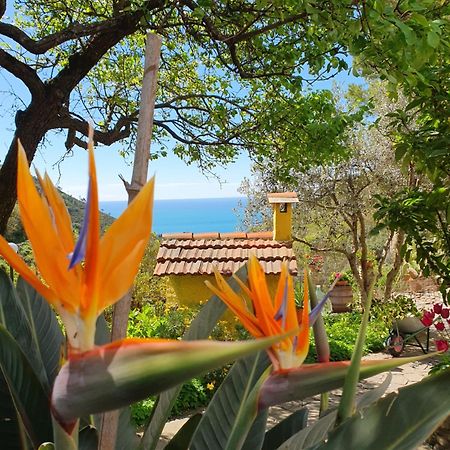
<box><xmin>154</xmin><ymin>232</ymin><xmax>297</xmax><ymax>276</ymax></box>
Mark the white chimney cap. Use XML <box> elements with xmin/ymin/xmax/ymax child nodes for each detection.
<box><xmin>267</xmin><ymin>192</ymin><xmax>299</xmax><ymax>204</ymax></box>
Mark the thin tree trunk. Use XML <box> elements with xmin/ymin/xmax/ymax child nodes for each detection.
<box><xmin>0</xmin><ymin>97</ymin><xmax>61</xmax><ymax>234</ymax></box>
<box><xmin>99</xmin><ymin>33</ymin><xmax>161</xmax><ymax>450</ymax></box>
<box><xmin>384</xmin><ymin>230</ymin><xmax>405</xmax><ymax>300</ymax></box>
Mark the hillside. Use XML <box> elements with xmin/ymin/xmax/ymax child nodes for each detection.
<box><xmin>5</xmin><ymin>188</ymin><xmax>115</xmax><ymax>243</ymax></box>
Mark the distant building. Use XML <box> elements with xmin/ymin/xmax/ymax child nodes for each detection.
<box><xmin>153</xmin><ymin>192</ymin><xmax>299</xmax><ymax>306</ymax></box>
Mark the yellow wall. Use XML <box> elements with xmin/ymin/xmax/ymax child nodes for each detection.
<box><xmin>273</xmin><ymin>203</ymin><xmax>292</xmax><ymax>241</ymax></box>
<box><xmin>169</xmin><ymin>273</ymin><xmax>280</xmax><ymax>308</ymax></box>
<box><xmin>170</xmin><ymin>274</ymin><xmax>216</xmax><ymax>307</ymax></box>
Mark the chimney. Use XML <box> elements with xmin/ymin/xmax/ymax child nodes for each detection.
<box><xmin>267</xmin><ymin>192</ymin><xmax>299</xmax><ymax>241</ymax></box>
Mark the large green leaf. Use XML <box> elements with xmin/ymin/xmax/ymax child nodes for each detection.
<box><xmin>0</xmin><ymin>379</ymin><xmax>24</xmax><ymax>450</ymax></box>
<box><xmin>16</xmin><ymin>276</ymin><xmax>64</xmax><ymax>387</ymax></box>
<box><xmin>242</xmin><ymin>408</ymin><xmax>269</xmax><ymax>450</ymax></box>
<box><xmin>190</xmin><ymin>352</ymin><xmax>270</xmax><ymax>450</ymax></box>
<box><xmin>262</xmin><ymin>408</ymin><xmax>308</xmax><ymax>450</ymax></box>
<box><xmin>0</xmin><ymin>270</ymin><xmax>48</xmax><ymax>388</ymax></box>
<box><xmin>139</xmin><ymin>268</ymin><xmax>242</xmax><ymax>450</ymax></box>
<box><xmin>315</xmin><ymin>369</ymin><xmax>450</xmax><ymax>450</ymax></box>
<box><xmin>0</xmin><ymin>325</ymin><xmax>53</xmax><ymax>447</ymax></box>
<box><xmin>52</xmin><ymin>333</ymin><xmax>280</xmax><ymax>424</ymax></box>
<box><xmin>165</xmin><ymin>413</ymin><xmax>202</xmax><ymax>450</ymax></box>
<box><xmin>79</xmin><ymin>426</ymin><xmax>98</xmax><ymax>450</ymax></box>
<box><xmin>258</xmin><ymin>354</ymin><xmax>435</xmax><ymax>409</ymax></box>
<box><xmin>277</xmin><ymin>374</ymin><xmax>392</xmax><ymax>449</ymax></box>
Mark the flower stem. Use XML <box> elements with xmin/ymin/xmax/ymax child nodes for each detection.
<box><xmin>336</xmin><ymin>277</ymin><xmax>376</xmax><ymax>425</ymax></box>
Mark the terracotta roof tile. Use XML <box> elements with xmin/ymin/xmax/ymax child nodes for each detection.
<box><xmin>162</xmin><ymin>232</ymin><xmax>194</xmax><ymax>240</ymax></box>
<box><xmin>246</xmin><ymin>231</ymin><xmax>273</xmax><ymax>239</ymax></box>
<box><xmin>154</xmin><ymin>235</ymin><xmax>298</xmax><ymax>277</ymax></box>
<box><xmin>193</xmin><ymin>232</ymin><xmax>220</xmax><ymax>240</ymax></box>
<box><xmin>220</xmin><ymin>232</ymin><xmax>247</xmax><ymax>239</ymax></box>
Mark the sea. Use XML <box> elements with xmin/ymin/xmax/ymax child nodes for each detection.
<box><xmin>99</xmin><ymin>197</ymin><xmax>247</xmax><ymax>235</ymax></box>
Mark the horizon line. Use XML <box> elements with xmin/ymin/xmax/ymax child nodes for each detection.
<box><xmin>99</xmin><ymin>195</ymin><xmax>246</xmax><ymax>202</ymax></box>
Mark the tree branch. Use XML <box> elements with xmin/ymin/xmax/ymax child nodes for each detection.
<box><xmin>0</xmin><ymin>49</ymin><xmax>44</xmax><ymax>97</ymax></box>
<box><xmin>0</xmin><ymin>17</ymin><xmax>127</xmax><ymax>54</ymax></box>
<box><xmin>0</xmin><ymin>0</ymin><xmax>6</xmax><ymax>20</ymax></box>
<box><xmin>293</xmin><ymin>235</ymin><xmax>349</xmax><ymax>257</ymax></box>
<box><xmin>54</xmin><ymin>112</ymin><xmax>134</xmax><ymax>148</ymax></box>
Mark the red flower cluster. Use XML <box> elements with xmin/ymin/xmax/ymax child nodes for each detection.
<box><xmin>306</xmin><ymin>254</ymin><xmax>324</xmax><ymax>272</ymax></box>
<box><xmin>436</xmin><ymin>340</ymin><xmax>449</xmax><ymax>352</ymax></box>
<box><xmin>421</xmin><ymin>303</ymin><xmax>450</xmax><ymax>353</ymax></box>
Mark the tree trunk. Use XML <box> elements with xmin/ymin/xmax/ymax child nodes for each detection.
<box><xmin>0</xmin><ymin>95</ymin><xmax>62</xmax><ymax>234</ymax></box>
<box><xmin>383</xmin><ymin>230</ymin><xmax>405</xmax><ymax>300</ymax></box>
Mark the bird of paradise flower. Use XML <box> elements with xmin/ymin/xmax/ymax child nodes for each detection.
<box><xmin>206</xmin><ymin>256</ymin><xmax>331</xmax><ymax>371</ymax></box>
<box><xmin>0</xmin><ymin>136</ymin><xmax>290</xmax><ymax>442</ymax></box>
<box><xmin>0</xmin><ymin>135</ymin><xmax>155</xmax><ymax>354</ymax></box>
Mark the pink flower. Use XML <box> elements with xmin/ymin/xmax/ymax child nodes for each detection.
<box><xmin>435</xmin><ymin>321</ymin><xmax>445</xmax><ymax>331</ymax></box>
<box><xmin>435</xmin><ymin>340</ymin><xmax>449</xmax><ymax>352</ymax></box>
<box><xmin>441</xmin><ymin>308</ymin><xmax>450</xmax><ymax>319</ymax></box>
<box><xmin>421</xmin><ymin>311</ymin><xmax>435</xmax><ymax>327</ymax></box>
<box><xmin>433</xmin><ymin>303</ymin><xmax>443</xmax><ymax>314</ymax></box>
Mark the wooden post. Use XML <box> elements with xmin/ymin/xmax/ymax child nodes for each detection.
<box><xmin>98</xmin><ymin>32</ymin><xmax>161</xmax><ymax>450</ymax></box>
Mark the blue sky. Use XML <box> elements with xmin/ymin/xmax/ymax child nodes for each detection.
<box><xmin>0</xmin><ymin>73</ymin><xmax>251</xmax><ymax>201</ymax></box>
<box><xmin>0</xmin><ymin>11</ymin><xmax>361</xmax><ymax>201</ymax></box>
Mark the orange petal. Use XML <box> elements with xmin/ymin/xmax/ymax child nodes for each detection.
<box><xmin>205</xmin><ymin>272</ymin><xmax>262</xmax><ymax>336</ymax></box>
<box><xmin>247</xmin><ymin>256</ymin><xmax>281</xmax><ymax>337</ymax></box>
<box><xmin>82</xmin><ymin>131</ymin><xmax>101</xmax><ymax>316</ymax></box>
<box><xmin>17</xmin><ymin>143</ymin><xmax>81</xmax><ymax>311</ymax></box>
<box><xmin>295</xmin><ymin>269</ymin><xmax>310</xmax><ymax>359</ymax></box>
<box><xmin>284</xmin><ymin>265</ymin><xmax>298</xmax><ymax>334</ymax></box>
<box><xmin>37</xmin><ymin>171</ymin><xmax>75</xmax><ymax>253</ymax></box>
<box><xmin>0</xmin><ymin>235</ymin><xmax>59</xmax><ymax>305</ymax></box>
<box><xmin>97</xmin><ymin>177</ymin><xmax>155</xmax><ymax>313</ymax></box>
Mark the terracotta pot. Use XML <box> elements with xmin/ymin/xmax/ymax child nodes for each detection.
<box><xmin>329</xmin><ymin>284</ymin><xmax>353</xmax><ymax>313</ymax></box>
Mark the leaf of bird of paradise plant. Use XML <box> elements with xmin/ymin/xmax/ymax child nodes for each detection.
<box><xmin>52</xmin><ymin>333</ymin><xmax>286</xmax><ymax>425</ymax></box>
<box><xmin>257</xmin><ymin>353</ymin><xmax>438</xmax><ymax>410</ymax></box>
<box><xmin>276</xmin><ymin>373</ymin><xmax>392</xmax><ymax>450</ymax></box>
<box><xmin>164</xmin><ymin>413</ymin><xmax>202</xmax><ymax>450</ymax></box>
<box><xmin>0</xmin><ymin>269</ymin><xmax>49</xmax><ymax>389</ymax></box>
<box><xmin>15</xmin><ymin>275</ymin><xmax>64</xmax><ymax>388</ymax></box>
<box><xmin>313</xmin><ymin>368</ymin><xmax>450</xmax><ymax>450</ymax></box>
<box><xmin>262</xmin><ymin>408</ymin><xmax>309</xmax><ymax>450</ymax></box>
<box><xmin>138</xmin><ymin>266</ymin><xmax>238</xmax><ymax>450</ymax></box>
<box><xmin>190</xmin><ymin>351</ymin><xmax>270</xmax><ymax>450</ymax></box>
<box><xmin>0</xmin><ymin>325</ymin><xmax>53</xmax><ymax>447</ymax></box>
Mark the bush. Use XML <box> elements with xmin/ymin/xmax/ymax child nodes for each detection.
<box><xmin>127</xmin><ymin>303</ymin><xmax>244</xmax><ymax>423</ymax></box>
<box><xmin>370</xmin><ymin>294</ymin><xmax>420</xmax><ymax>324</ymax></box>
<box><xmin>308</xmin><ymin>311</ymin><xmax>389</xmax><ymax>362</ymax></box>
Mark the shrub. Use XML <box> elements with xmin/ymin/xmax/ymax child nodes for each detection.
<box><xmin>308</xmin><ymin>311</ymin><xmax>388</xmax><ymax>362</ymax></box>
<box><xmin>127</xmin><ymin>303</ymin><xmax>244</xmax><ymax>423</ymax></box>
<box><xmin>370</xmin><ymin>294</ymin><xmax>420</xmax><ymax>324</ymax></box>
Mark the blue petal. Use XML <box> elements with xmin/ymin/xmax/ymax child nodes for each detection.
<box><xmin>68</xmin><ymin>182</ymin><xmax>91</xmax><ymax>269</ymax></box>
<box><xmin>293</xmin><ymin>335</ymin><xmax>298</xmax><ymax>351</ymax></box>
<box><xmin>309</xmin><ymin>288</ymin><xmax>332</xmax><ymax>327</ymax></box>
<box><xmin>274</xmin><ymin>279</ymin><xmax>289</xmax><ymax>329</ymax></box>
<box><xmin>309</xmin><ymin>277</ymin><xmax>342</xmax><ymax>326</ymax></box>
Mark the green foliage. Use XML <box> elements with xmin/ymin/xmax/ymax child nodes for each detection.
<box><xmin>374</xmin><ymin>188</ymin><xmax>450</xmax><ymax>299</ymax></box>
<box><xmin>5</xmin><ymin>188</ymin><xmax>114</xmax><ymax>244</ymax></box>
<box><xmin>429</xmin><ymin>355</ymin><xmax>450</xmax><ymax>376</ymax></box>
<box><xmin>308</xmin><ymin>312</ymin><xmax>388</xmax><ymax>362</ymax></box>
<box><xmin>131</xmin><ymin>237</ymin><xmax>176</xmax><ymax>310</ymax></box>
<box><xmin>370</xmin><ymin>294</ymin><xmax>420</xmax><ymax>325</ymax></box>
<box><xmin>126</xmin><ymin>303</ymin><xmax>243</xmax><ymax>424</ymax></box>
